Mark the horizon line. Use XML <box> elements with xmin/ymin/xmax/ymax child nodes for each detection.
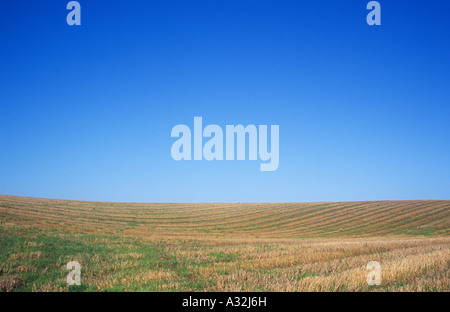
<box><xmin>1</xmin><ymin>194</ymin><xmax>448</xmax><ymax>205</ymax></box>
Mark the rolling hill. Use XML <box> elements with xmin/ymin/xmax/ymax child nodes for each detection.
<box><xmin>0</xmin><ymin>195</ymin><xmax>448</xmax><ymax>238</ymax></box>
<box><xmin>0</xmin><ymin>195</ymin><xmax>449</xmax><ymax>292</ymax></box>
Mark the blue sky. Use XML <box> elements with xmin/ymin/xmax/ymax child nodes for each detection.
<box><xmin>0</xmin><ymin>1</ymin><xmax>449</xmax><ymax>202</ymax></box>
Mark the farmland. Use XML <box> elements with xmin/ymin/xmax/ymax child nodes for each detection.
<box><xmin>0</xmin><ymin>195</ymin><xmax>449</xmax><ymax>291</ymax></box>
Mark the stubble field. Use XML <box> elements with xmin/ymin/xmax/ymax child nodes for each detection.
<box><xmin>0</xmin><ymin>195</ymin><xmax>448</xmax><ymax>292</ymax></box>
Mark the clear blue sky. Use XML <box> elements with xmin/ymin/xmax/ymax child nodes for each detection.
<box><xmin>1</xmin><ymin>1</ymin><xmax>449</xmax><ymax>202</ymax></box>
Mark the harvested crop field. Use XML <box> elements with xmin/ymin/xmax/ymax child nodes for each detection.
<box><xmin>0</xmin><ymin>195</ymin><xmax>449</xmax><ymax>292</ymax></box>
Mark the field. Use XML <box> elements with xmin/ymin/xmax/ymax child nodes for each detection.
<box><xmin>0</xmin><ymin>195</ymin><xmax>449</xmax><ymax>292</ymax></box>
